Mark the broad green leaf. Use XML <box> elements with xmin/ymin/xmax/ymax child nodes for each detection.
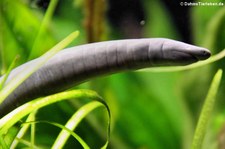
<box><xmin>0</xmin><ymin>0</ymin><xmax>56</xmax><ymax>63</ymax></box>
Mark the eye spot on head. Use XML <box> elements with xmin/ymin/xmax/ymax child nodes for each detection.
<box><xmin>203</xmin><ymin>50</ymin><xmax>211</xmax><ymax>56</ymax></box>
<box><xmin>200</xmin><ymin>49</ymin><xmax>211</xmax><ymax>59</ymax></box>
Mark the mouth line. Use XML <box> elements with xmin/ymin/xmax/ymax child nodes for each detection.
<box><xmin>173</xmin><ymin>47</ymin><xmax>212</xmax><ymax>60</ymax></box>
<box><xmin>172</xmin><ymin>50</ymin><xmax>199</xmax><ymax>62</ymax></box>
<box><xmin>186</xmin><ymin>52</ymin><xmax>199</xmax><ymax>61</ymax></box>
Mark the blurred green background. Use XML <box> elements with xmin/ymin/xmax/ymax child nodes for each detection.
<box><xmin>0</xmin><ymin>0</ymin><xmax>225</xmax><ymax>148</ymax></box>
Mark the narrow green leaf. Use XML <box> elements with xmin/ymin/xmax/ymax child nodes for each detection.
<box><xmin>10</xmin><ymin>138</ymin><xmax>41</xmax><ymax>149</ymax></box>
<box><xmin>0</xmin><ymin>89</ymin><xmax>99</xmax><ymax>134</ymax></box>
<box><xmin>191</xmin><ymin>69</ymin><xmax>223</xmax><ymax>149</ymax></box>
<box><xmin>52</xmin><ymin>101</ymin><xmax>110</xmax><ymax>149</ymax></box>
<box><xmin>0</xmin><ymin>55</ymin><xmax>19</xmax><ymax>90</ymax></box>
<box><xmin>29</xmin><ymin>0</ymin><xmax>59</xmax><ymax>59</ymax></box>
<box><xmin>23</xmin><ymin>121</ymin><xmax>90</xmax><ymax>149</ymax></box>
<box><xmin>10</xmin><ymin>112</ymin><xmax>37</xmax><ymax>149</ymax></box>
<box><xmin>30</xmin><ymin>111</ymin><xmax>37</xmax><ymax>149</ymax></box>
<box><xmin>0</xmin><ymin>134</ymin><xmax>8</xmax><ymax>149</ymax></box>
<box><xmin>0</xmin><ymin>31</ymin><xmax>79</xmax><ymax>104</ymax></box>
<box><xmin>101</xmin><ymin>141</ymin><xmax>109</xmax><ymax>149</ymax></box>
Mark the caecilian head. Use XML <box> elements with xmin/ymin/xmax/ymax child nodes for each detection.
<box><xmin>148</xmin><ymin>38</ymin><xmax>211</xmax><ymax>66</ymax></box>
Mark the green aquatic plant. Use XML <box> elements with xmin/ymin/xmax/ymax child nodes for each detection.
<box><xmin>0</xmin><ymin>0</ymin><xmax>224</xmax><ymax>148</ymax></box>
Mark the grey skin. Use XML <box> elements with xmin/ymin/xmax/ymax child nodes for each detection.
<box><xmin>0</xmin><ymin>38</ymin><xmax>211</xmax><ymax>117</ymax></box>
